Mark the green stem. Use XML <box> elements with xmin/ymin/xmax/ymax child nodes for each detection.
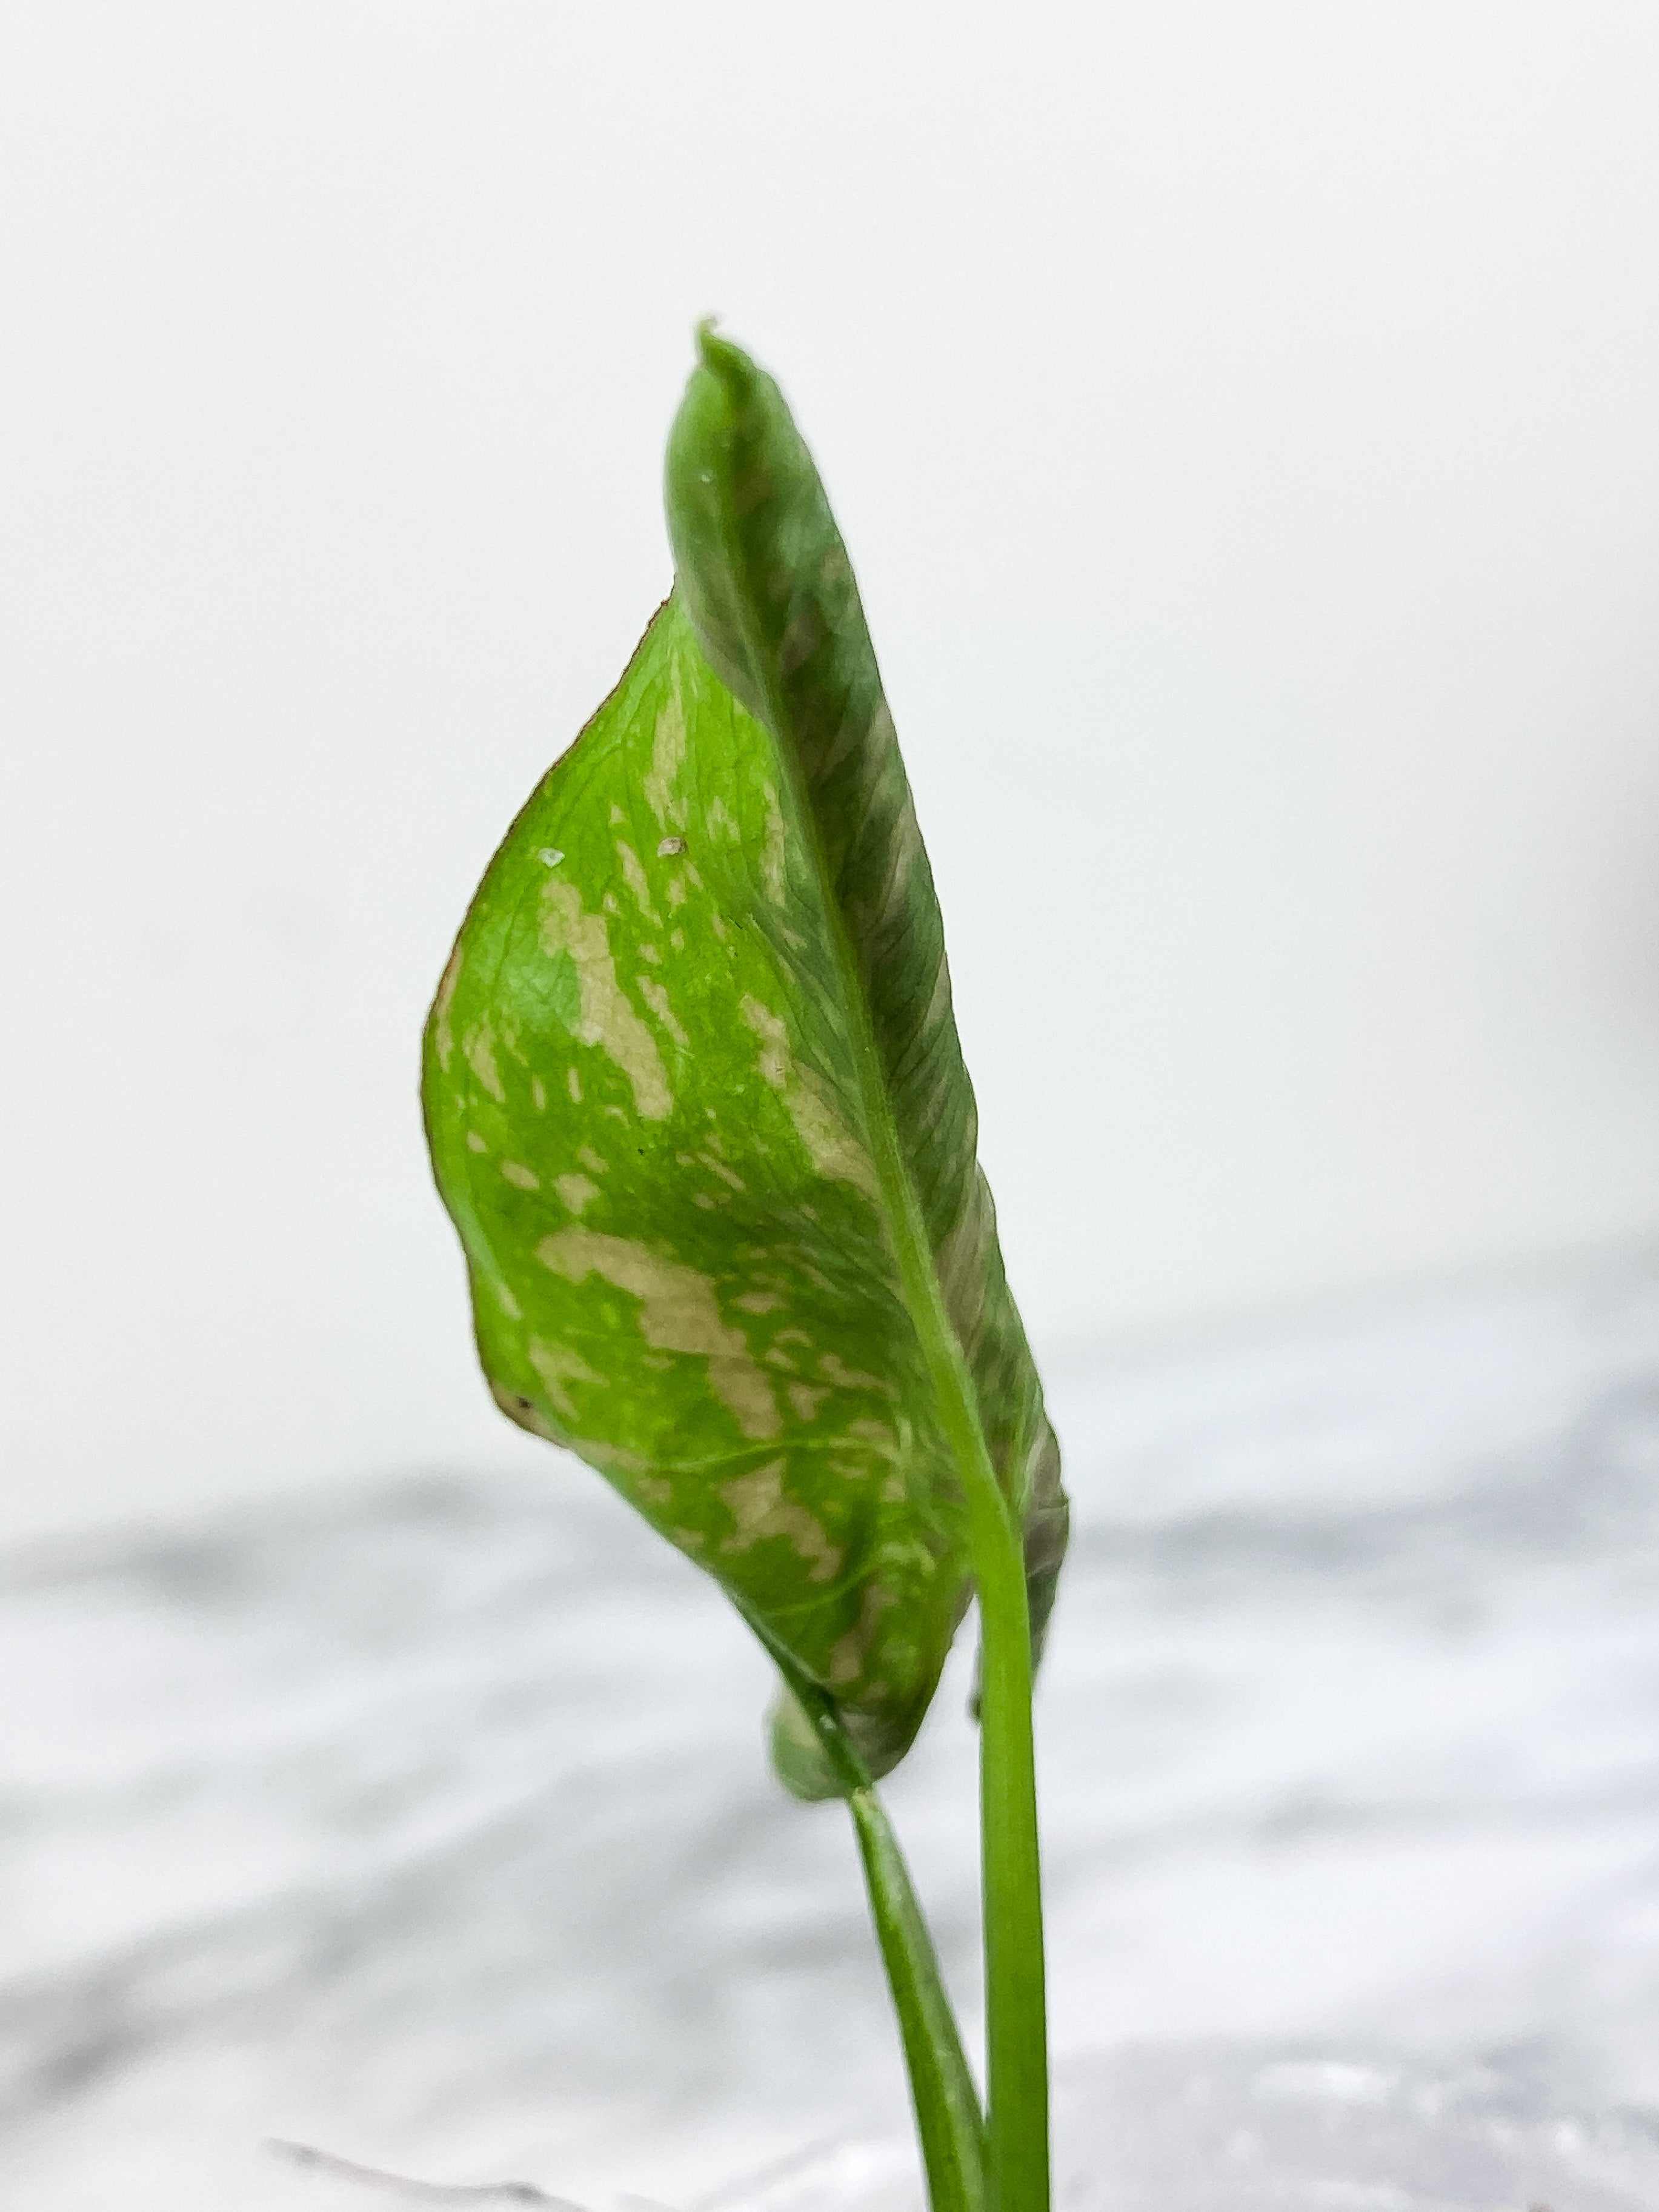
<box><xmin>856</xmin><ymin>1114</ymin><xmax>1050</xmax><ymax>2212</ymax></box>
<box><xmin>745</xmin><ymin>1613</ymin><xmax>987</xmax><ymax>2212</ymax></box>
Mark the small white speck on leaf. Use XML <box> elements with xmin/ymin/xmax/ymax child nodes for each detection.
<box><xmin>537</xmin><ymin>848</ymin><xmax>564</xmax><ymax>868</ymax></box>
<box><xmin>657</xmin><ymin>835</ymin><xmax>688</xmax><ymax>858</ymax></box>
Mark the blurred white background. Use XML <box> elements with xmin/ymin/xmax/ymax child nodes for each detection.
<box><xmin>3</xmin><ymin>2</ymin><xmax>1658</xmax><ymax>1549</ymax></box>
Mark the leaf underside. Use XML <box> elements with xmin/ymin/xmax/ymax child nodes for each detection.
<box><xmin>423</xmin><ymin>340</ymin><xmax>1065</xmax><ymax>1796</ymax></box>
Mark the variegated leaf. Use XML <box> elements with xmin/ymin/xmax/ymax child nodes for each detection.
<box><xmin>422</xmin><ymin>337</ymin><xmax>1065</xmax><ymax>1796</ymax></box>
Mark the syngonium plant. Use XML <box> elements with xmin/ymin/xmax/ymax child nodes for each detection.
<box><xmin>422</xmin><ymin>329</ymin><xmax>1069</xmax><ymax>2212</ymax></box>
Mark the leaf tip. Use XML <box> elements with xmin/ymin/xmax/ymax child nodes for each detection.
<box><xmin>690</xmin><ymin>319</ymin><xmax>760</xmax><ymax>405</ymax></box>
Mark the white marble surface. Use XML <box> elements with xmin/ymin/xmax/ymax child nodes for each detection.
<box><xmin>5</xmin><ymin>1257</ymin><xmax>1659</xmax><ymax>2208</ymax></box>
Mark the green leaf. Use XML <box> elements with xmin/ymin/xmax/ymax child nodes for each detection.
<box><xmin>422</xmin><ymin>335</ymin><xmax>1066</xmax><ymax>1798</ymax></box>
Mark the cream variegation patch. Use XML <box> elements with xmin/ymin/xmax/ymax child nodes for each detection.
<box><xmin>431</xmin><ymin>945</ymin><xmax>462</xmax><ymax>1071</ymax></box>
<box><xmin>539</xmin><ymin>880</ymin><xmax>672</xmax><ymax>1121</ymax></box>
<box><xmin>643</xmin><ymin>676</ymin><xmax>687</xmax><ymax>827</ymax></box>
<box><xmin>739</xmin><ymin>995</ymin><xmax>877</xmax><ymax>1198</ymax></box>
<box><xmin>719</xmin><ymin>1460</ymin><xmax>842</xmax><ymax>1584</ymax></box>
<box><xmin>554</xmin><ymin>1172</ymin><xmax>600</xmax><ymax>1215</ymax></box>
<box><xmin>528</xmin><ymin>1337</ymin><xmax>605</xmax><ymax>1420</ymax></box>
<box><xmin>536</xmin><ymin>1227</ymin><xmax>781</xmax><ymax>1440</ymax></box>
<box><xmin>463</xmin><ymin>1020</ymin><xmax>505</xmax><ymax>1103</ymax></box>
